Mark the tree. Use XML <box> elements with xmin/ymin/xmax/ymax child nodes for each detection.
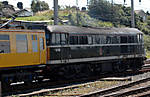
<box><xmin>88</xmin><ymin>0</ymin><xmax>142</xmax><ymax>27</ymax></box>
<box><xmin>88</xmin><ymin>0</ymin><xmax>112</xmax><ymax>21</ymax></box>
<box><xmin>31</xmin><ymin>0</ymin><xmax>49</xmax><ymax>13</ymax></box>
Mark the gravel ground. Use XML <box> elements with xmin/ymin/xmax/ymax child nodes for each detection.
<box><xmin>47</xmin><ymin>72</ymin><xmax>150</xmax><ymax>96</ymax></box>
<box><xmin>48</xmin><ymin>80</ymin><xmax>128</xmax><ymax>96</ymax></box>
<box><xmin>131</xmin><ymin>72</ymin><xmax>150</xmax><ymax>81</ymax></box>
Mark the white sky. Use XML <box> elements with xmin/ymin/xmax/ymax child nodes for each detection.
<box><xmin>0</xmin><ymin>0</ymin><xmax>150</xmax><ymax>12</ymax></box>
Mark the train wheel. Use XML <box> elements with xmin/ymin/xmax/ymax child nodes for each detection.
<box><xmin>113</xmin><ymin>63</ymin><xmax>125</xmax><ymax>72</ymax></box>
<box><xmin>59</xmin><ymin>65</ymin><xmax>77</xmax><ymax>80</ymax></box>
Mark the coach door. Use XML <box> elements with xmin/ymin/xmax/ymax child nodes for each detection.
<box><xmin>39</xmin><ymin>36</ymin><xmax>46</xmax><ymax>64</ymax></box>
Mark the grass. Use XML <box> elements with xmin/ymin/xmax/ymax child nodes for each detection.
<box><xmin>146</xmin><ymin>51</ymin><xmax>150</xmax><ymax>59</ymax></box>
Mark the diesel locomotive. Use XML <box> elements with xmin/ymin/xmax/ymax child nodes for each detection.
<box><xmin>0</xmin><ymin>25</ymin><xmax>146</xmax><ymax>85</ymax></box>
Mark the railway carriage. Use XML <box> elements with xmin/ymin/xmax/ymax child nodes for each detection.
<box><xmin>0</xmin><ymin>25</ymin><xmax>146</xmax><ymax>85</ymax></box>
<box><xmin>0</xmin><ymin>29</ymin><xmax>46</xmax><ymax>84</ymax></box>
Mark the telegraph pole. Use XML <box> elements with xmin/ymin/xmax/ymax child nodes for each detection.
<box><xmin>131</xmin><ymin>0</ymin><xmax>135</xmax><ymax>28</ymax></box>
<box><xmin>54</xmin><ymin>0</ymin><xmax>58</xmax><ymax>25</ymax></box>
<box><xmin>76</xmin><ymin>0</ymin><xmax>79</xmax><ymax>26</ymax></box>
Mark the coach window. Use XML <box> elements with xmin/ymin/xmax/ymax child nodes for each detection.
<box><xmin>16</xmin><ymin>34</ymin><xmax>28</xmax><ymax>53</ymax></box>
<box><xmin>32</xmin><ymin>35</ymin><xmax>38</xmax><ymax>52</ymax></box>
<box><xmin>40</xmin><ymin>37</ymin><xmax>44</xmax><ymax>51</ymax></box>
<box><xmin>0</xmin><ymin>34</ymin><xmax>10</xmax><ymax>53</ymax></box>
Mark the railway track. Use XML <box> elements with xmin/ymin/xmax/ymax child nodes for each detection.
<box><xmin>79</xmin><ymin>77</ymin><xmax>150</xmax><ymax>97</ymax></box>
<box><xmin>4</xmin><ymin>65</ymin><xmax>150</xmax><ymax>97</ymax></box>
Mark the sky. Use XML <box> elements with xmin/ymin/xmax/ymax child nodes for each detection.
<box><xmin>0</xmin><ymin>0</ymin><xmax>150</xmax><ymax>12</ymax></box>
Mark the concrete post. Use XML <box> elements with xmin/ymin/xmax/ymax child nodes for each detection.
<box><xmin>54</xmin><ymin>0</ymin><xmax>58</xmax><ymax>25</ymax></box>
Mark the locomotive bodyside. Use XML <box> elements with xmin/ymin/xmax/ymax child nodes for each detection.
<box><xmin>45</xmin><ymin>25</ymin><xmax>145</xmax><ymax>75</ymax></box>
<box><xmin>46</xmin><ymin>26</ymin><xmax>145</xmax><ymax>63</ymax></box>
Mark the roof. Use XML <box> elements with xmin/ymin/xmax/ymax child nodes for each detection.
<box><xmin>0</xmin><ymin>29</ymin><xmax>44</xmax><ymax>33</ymax></box>
<box><xmin>47</xmin><ymin>25</ymin><xmax>143</xmax><ymax>35</ymax></box>
<box><xmin>135</xmin><ymin>10</ymin><xmax>145</xmax><ymax>14</ymax></box>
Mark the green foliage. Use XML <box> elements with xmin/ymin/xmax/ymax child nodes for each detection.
<box><xmin>88</xmin><ymin>0</ymin><xmax>144</xmax><ymax>28</ymax></box>
<box><xmin>31</xmin><ymin>0</ymin><xmax>49</xmax><ymax>13</ymax></box>
<box><xmin>15</xmin><ymin>9</ymin><xmax>113</xmax><ymax>27</ymax></box>
<box><xmin>88</xmin><ymin>0</ymin><xmax>112</xmax><ymax>21</ymax></box>
<box><xmin>67</xmin><ymin>10</ymin><xmax>113</xmax><ymax>27</ymax></box>
<box><xmin>16</xmin><ymin>16</ymin><xmax>49</xmax><ymax>21</ymax></box>
<box><xmin>144</xmin><ymin>35</ymin><xmax>150</xmax><ymax>51</ymax></box>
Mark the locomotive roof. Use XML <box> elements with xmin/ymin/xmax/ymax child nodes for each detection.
<box><xmin>47</xmin><ymin>25</ymin><xmax>143</xmax><ymax>35</ymax></box>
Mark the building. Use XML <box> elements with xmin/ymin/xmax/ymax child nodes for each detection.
<box><xmin>14</xmin><ymin>7</ymin><xmax>33</xmax><ymax>17</ymax></box>
<box><xmin>16</xmin><ymin>9</ymin><xmax>33</xmax><ymax>17</ymax></box>
<box><xmin>135</xmin><ymin>10</ymin><xmax>147</xmax><ymax>22</ymax></box>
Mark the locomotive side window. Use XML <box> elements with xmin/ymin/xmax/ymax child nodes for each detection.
<box><xmin>0</xmin><ymin>34</ymin><xmax>10</xmax><ymax>53</ymax></box>
<box><xmin>106</xmin><ymin>36</ymin><xmax>111</xmax><ymax>44</ymax></box>
<box><xmin>79</xmin><ymin>36</ymin><xmax>88</xmax><ymax>44</ymax></box>
<box><xmin>32</xmin><ymin>35</ymin><xmax>38</xmax><ymax>52</ymax></box>
<box><xmin>100</xmin><ymin>35</ymin><xmax>106</xmax><ymax>44</ymax></box>
<box><xmin>16</xmin><ymin>34</ymin><xmax>28</xmax><ymax>53</ymax></box>
<box><xmin>112</xmin><ymin>36</ymin><xmax>119</xmax><ymax>44</ymax></box>
<box><xmin>120</xmin><ymin>36</ymin><xmax>127</xmax><ymax>43</ymax></box>
<box><xmin>69</xmin><ymin>36</ymin><xmax>78</xmax><ymax>45</ymax></box>
<box><xmin>95</xmin><ymin>35</ymin><xmax>100</xmax><ymax>44</ymax></box>
<box><xmin>92</xmin><ymin>35</ymin><xmax>97</xmax><ymax>44</ymax></box>
<box><xmin>88</xmin><ymin>36</ymin><xmax>92</xmax><ymax>44</ymax></box>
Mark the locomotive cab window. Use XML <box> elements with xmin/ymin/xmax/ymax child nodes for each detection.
<box><xmin>0</xmin><ymin>34</ymin><xmax>10</xmax><ymax>53</ymax></box>
<box><xmin>61</xmin><ymin>33</ymin><xmax>68</xmax><ymax>45</ymax></box>
<box><xmin>50</xmin><ymin>33</ymin><xmax>68</xmax><ymax>45</ymax></box>
<box><xmin>128</xmin><ymin>36</ymin><xmax>134</xmax><ymax>43</ymax></box>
